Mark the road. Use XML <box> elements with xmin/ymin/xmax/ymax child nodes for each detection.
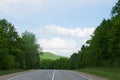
<box><xmin>7</xmin><ymin>70</ymin><xmax>91</xmax><ymax>80</ymax></box>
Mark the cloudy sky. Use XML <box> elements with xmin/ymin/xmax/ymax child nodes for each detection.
<box><xmin>0</xmin><ymin>0</ymin><xmax>117</xmax><ymax>57</ymax></box>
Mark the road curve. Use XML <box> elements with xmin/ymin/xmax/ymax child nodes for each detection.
<box><xmin>7</xmin><ymin>70</ymin><xmax>91</xmax><ymax>80</ymax></box>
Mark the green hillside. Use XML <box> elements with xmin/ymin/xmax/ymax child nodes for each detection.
<box><xmin>40</xmin><ymin>52</ymin><xmax>63</xmax><ymax>60</ymax></box>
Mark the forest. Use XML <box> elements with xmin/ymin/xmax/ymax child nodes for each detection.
<box><xmin>0</xmin><ymin>0</ymin><xmax>120</xmax><ymax>70</ymax></box>
<box><xmin>0</xmin><ymin>20</ymin><xmax>41</xmax><ymax>70</ymax></box>
<box><xmin>69</xmin><ymin>0</ymin><xmax>120</xmax><ymax>69</ymax></box>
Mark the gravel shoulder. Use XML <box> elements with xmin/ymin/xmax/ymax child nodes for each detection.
<box><xmin>74</xmin><ymin>70</ymin><xmax>109</xmax><ymax>80</ymax></box>
<box><xmin>0</xmin><ymin>70</ymin><xmax>33</xmax><ymax>80</ymax></box>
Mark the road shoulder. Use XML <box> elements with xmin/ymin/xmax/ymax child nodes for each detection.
<box><xmin>0</xmin><ymin>70</ymin><xmax>33</xmax><ymax>80</ymax></box>
<box><xmin>73</xmin><ymin>70</ymin><xmax>108</xmax><ymax>80</ymax></box>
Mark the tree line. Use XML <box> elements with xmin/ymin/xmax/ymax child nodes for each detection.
<box><xmin>40</xmin><ymin>58</ymin><xmax>70</xmax><ymax>69</ymax></box>
<box><xmin>0</xmin><ymin>19</ymin><xmax>41</xmax><ymax>70</ymax></box>
<box><xmin>70</xmin><ymin>0</ymin><xmax>120</xmax><ymax>69</ymax></box>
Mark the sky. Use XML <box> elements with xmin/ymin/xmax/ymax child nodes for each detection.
<box><xmin>0</xmin><ymin>0</ymin><xmax>118</xmax><ymax>57</ymax></box>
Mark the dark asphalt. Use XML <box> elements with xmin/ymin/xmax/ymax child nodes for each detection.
<box><xmin>7</xmin><ymin>70</ymin><xmax>91</xmax><ymax>80</ymax></box>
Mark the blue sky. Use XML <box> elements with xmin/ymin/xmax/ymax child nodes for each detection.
<box><xmin>0</xmin><ymin>0</ymin><xmax>117</xmax><ymax>57</ymax></box>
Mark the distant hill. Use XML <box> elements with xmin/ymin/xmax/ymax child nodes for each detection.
<box><xmin>40</xmin><ymin>52</ymin><xmax>63</xmax><ymax>60</ymax></box>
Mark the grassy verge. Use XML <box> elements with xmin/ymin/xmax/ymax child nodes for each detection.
<box><xmin>79</xmin><ymin>67</ymin><xmax>120</xmax><ymax>80</ymax></box>
<box><xmin>0</xmin><ymin>70</ymin><xmax>25</xmax><ymax>76</ymax></box>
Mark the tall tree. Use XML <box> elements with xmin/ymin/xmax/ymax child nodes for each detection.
<box><xmin>70</xmin><ymin>53</ymin><xmax>78</xmax><ymax>69</ymax></box>
<box><xmin>22</xmin><ymin>31</ymin><xmax>41</xmax><ymax>69</ymax></box>
<box><xmin>0</xmin><ymin>19</ymin><xmax>23</xmax><ymax>69</ymax></box>
<box><xmin>89</xmin><ymin>19</ymin><xmax>112</xmax><ymax>66</ymax></box>
<box><xmin>107</xmin><ymin>11</ymin><xmax>120</xmax><ymax>67</ymax></box>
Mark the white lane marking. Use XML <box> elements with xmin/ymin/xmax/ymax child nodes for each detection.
<box><xmin>52</xmin><ymin>70</ymin><xmax>55</xmax><ymax>80</ymax></box>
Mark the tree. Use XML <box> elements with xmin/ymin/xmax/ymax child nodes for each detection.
<box><xmin>22</xmin><ymin>31</ymin><xmax>41</xmax><ymax>69</ymax></box>
<box><xmin>77</xmin><ymin>45</ymin><xmax>89</xmax><ymax>68</ymax></box>
<box><xmin>111</xmin><ymin>0</ymin><xmax>120</xmax><ymax>16</ymax></box>
<box><xmin>55</xmin><ymin>58</ymin><xmax>70</xmax><ymax>69</ymax></box>
<box><xmin>89</xmin><ymin>19</ymin><xmax>113</xmax><ymax>67</ymax></box>
<box><xmin>0</xmin><ymin>19</ymin><xmax>23</xmax><ymax>69</ymax></box>
<box><xmin>40</xmin><ymin>59</ymin><xmax>54</xmax><ymax>69</ymax></box>
<box><xmin>70</xmin><ymin>53</ymin><xmax>78</xmax><ymax>69</ymax></box>
<box><xmin>107</xmin><ymin>12</ymin><xmax>120</xmax><ymax>67</ymax></box>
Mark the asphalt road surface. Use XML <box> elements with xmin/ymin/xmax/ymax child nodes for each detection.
<box><xmin>7</xmin><ymin>70</ymin><xmax>91</xmax><ymax>80</ymax></box>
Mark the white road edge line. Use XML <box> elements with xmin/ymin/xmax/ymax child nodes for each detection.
<box><xmin>70</xmin><ymin>71</ymin><xmax>92</xmax><ymax>80</ymax></box>
<box><xmin>6</xmin><ymin>70</ymin><xmax>35</xmax><ymax>80</ymax></box>
<box><xmin>7</xmin><ymin>75</ymin><xmax>23</xmax><ymax>80</ymax></box>
<box><xmin>52</xmin><ymin>70</ymin><xmax>55</xmax><ymax>80</ymax></box>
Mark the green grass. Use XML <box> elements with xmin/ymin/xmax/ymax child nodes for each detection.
<box><xmin>40</xmin><ymin>52</ymin><xmax>64</xmax><ymax>60</ymax></box>
<box><xmin>79</xmin><ymin>67</ymin><xmax>120</xmax><ymax>80</ymax></box>
<box><xmin>0</xmin><ymin>70</ymin><xmax>25</xmax><ymax>76</ymax></box>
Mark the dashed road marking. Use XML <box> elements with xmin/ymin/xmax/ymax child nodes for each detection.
<box><xmin>52</xmin><ymin>70</ymin><xmax>55</xmax><ymax>80</ymax></box>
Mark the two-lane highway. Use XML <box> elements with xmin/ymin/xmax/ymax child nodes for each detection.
<box><xmin>7</xmin><ymin>70</ymin><xmax>91</xmax><ymax>80</ymax></box>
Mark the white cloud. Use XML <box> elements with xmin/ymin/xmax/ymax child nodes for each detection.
<box><xmin>38</xmin><ymin>38</ymin><xmax>79</xmax><ymax>57</ymax></box>
<box><xmin>34</xmin><ymin>25</ymin><xmax>95</xmax><ymax>57</ymax></box>
<box><xmin>34</xmin><ymin>25</ymin><xmax>95</xmax><ymax>38</ymax></box>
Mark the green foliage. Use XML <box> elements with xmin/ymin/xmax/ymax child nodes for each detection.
<box><xmin>70</xmin><ymin>0</ymin><xmax>120</xmax><ymax>69</ymax></box>
<box><xmin>107</xmin><ymin>15</ymin><xmax>120</xmax><ymax>67</ymax></box>
<box><xmin>40</xmin><ymin>57</ymin><xmax>70</xmax><ymax>69</ymax></box>
<box><xmin>40</xmin><ymin>59</ymin><xmax>54</xmax><ymax>69</ymax></box>
<box><xmin>89</xmin><ymin>19</ymin><xmax>112</xmax><ymax>67</ymax></box>
<box><xmin>22</xmin><ymin>31</ymin><xmax>41</xmax><ymax>69</ymax></box>
<box><xmin>70</xmin><ymin>53</ymin><xmax>78</xmax><ymax>69</ymax></box>
<box><xmin>0</xmin><ymin>70</ymin><xmax>25</xmax><ymax>76</ymax></box>
<box><xmin>79</xmin><ymin>67</ymin><xmax>120</xmax><ymax>80</ymax></box>
<box><xmin>55</xmin><ymin>58</ymin><xmax>70</xmax><ymax>69</ymax></box>
<box><xmin>0</xmin><ymin>19</ymin><xmax>21</xmax><ymax>70</ymax></box>
<box><xmin>0</xmin><ymin>19</ymin><xmax>41</xmax><ymax>70</ymax></box>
